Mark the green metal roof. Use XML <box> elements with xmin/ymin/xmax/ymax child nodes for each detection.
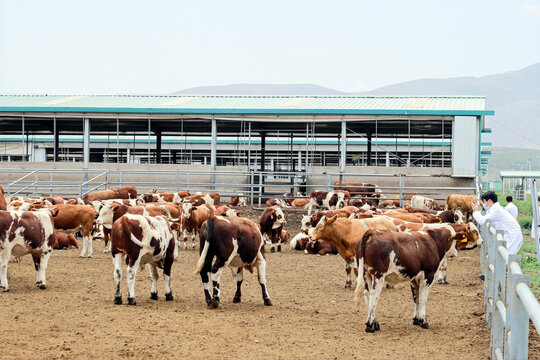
<box><xmin>0</xmin><ymin>94</ymin><xmax>493</xmax><ymax>116</ymax></box>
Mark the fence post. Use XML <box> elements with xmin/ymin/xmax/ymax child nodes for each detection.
<box><xmin>485</xmin><ymin>226</ymin><xmax>496</xmax><ymax>327</ymax></box>
<box><xmin>399</xmin><ymin>174</ymin><xmax>404</xmax><ymax>208</ymax></box>
<box><xmin>258</xmin><ymin>173</ymin><xmax>262</xmax><ymax>208</ymax></box>
<box><xmin>119</xmin><ymin>171</ymin><xmax>123</xmax><ymax>187</ymax></box>
<box><xmin>505</xmin><ymin>256</ymin><xmax>530</xmax><ymax>360</ymax></box>
<box><xmin>186</xmin><ymin>173</ymin><xmax>190</xmax><ymax>192</ymax></box>
<box><xmin>176</xmin><ymin>170</ymin><xmax>180</xmax><ymax>192</ymax></box>
<box><xmin>327</xmin><ymin>174</ymin><xmax>331</xmax><ymax>191</ymax></box>
<box><xmin>50</xmin><ymin>170</ymin><xmax>53</xmax><ymax>196</ymax></box>
<box><xmin>490</xmin><ymin>234</ymin><xmax>506</xmax><ymax>359</ymax></box>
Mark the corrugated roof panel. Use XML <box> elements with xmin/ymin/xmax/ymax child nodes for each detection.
<box><xmin>0</xmin><ymin>94</ymin><xmax>491</xmax><ymax>115</ymax></box>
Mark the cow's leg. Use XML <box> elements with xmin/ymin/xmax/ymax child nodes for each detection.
<box><xmin>173</xmin><ymin>239</ymin><xmax>179</xmax><ymax>261</ymax></box>
<box><xmin>345</xmin><ymin>262</ymin><xmax>353</xmax><ymax>289</ymax></box>
<box><xmin>149</xmin><ymin>264</ymin><xmax>159</xmax><ymax>300</ymax></box>
<box><xmin>410</xmin><ymin>282</ymin><xmax>421</xmax><ymax>325</ymax></box>
<box><xmin>0</xmin><ymin>249</ymin><xmax>11</xmax><ymax>292</ymax></box>
<box><xmin>79</xmin><ymin>235</ymin><xmax>88</xmax><ymax>258</ymax></box>
<box><xmin>199</xmin><ymin>257</ymin><xmax>213</xmax><ymax>306</ymax></box>
<box><xmin>113</xmin><ymin>253</ymin><xmax>124</xmax><ymax>304</ymax></box>
<box><xmin>232</xmin><ymin>267</ymin><xmax>244</xmax><ymax>303</ymax></box>
<box><xmin>209</xmin><ymin>257</ymin><xmax>227</xmax><ymax>308</ymax></box>
<box><xmin>437</xmin><ymin>259</ymin><xmax>449</xmax><ymax>284</ymax></box>
<box><xmin>103</xmin><ymin>228</ymin><xmax>111</xmax><ymax>253</ymax></box>
<box><xmin>126</xmin><ymin>258</ymin><xmax>141</xmax><ymax>305</ymax></box>
<box><xmin>365</xmin><ymin>276</ymin><xmax>384</xmax><ymax>332</ymax></box>
<box><xmin>182</xmin><ymin>229</ymin><xmax>188</xmax><ymax>250</ymax></box>
<box><xmin>34</xmin><ymin>249</ymin><xmax>52</xmax><ymax>289</ymax></box>
<box><xmin>415</xmin><ymin>279</ymin><xmax>432</xmax><ymax>329</ymax></box>
<box><xmin>256</xmin><ymin>254</ymin><xmax>272</xmax><ymax>306</ymax></box>
<box><xmin>191</xmin><ymin>232</ymin><xmax>196</xmax><ymax>250</ymax></box>
<box><xmin>85</xmin><ymin>233</ymin><xmax>93</xmax><ymax>258</ymax></box>
<box><xmin>162</xmin><ymin>252</ymin><xmax>174</xmax><ymax>301</ymax></box>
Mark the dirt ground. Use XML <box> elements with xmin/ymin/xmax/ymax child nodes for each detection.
<box><xmin>1</xmin><ymin>208</ymin><xmax>538</xmax><ymax>360</ymax></box>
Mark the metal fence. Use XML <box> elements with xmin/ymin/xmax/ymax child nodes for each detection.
<box><xmin>478</xmin><ymin>222</ymin><xmax>540</xmax><ymax>359</ymax></box>
<box><xmin>0</xmin><ymin>168</ymin><xmax>475</xmax><ymax>207</ymax></box>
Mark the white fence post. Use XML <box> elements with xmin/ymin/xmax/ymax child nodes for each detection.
<box><xmin>491</xmin><ymin>234</ymin><xmax>506</xmax><ymax>359</ymax></box>
<box><xmin>505</xmin><ymin>255</ymin><xmax>530</xmax><ymax>360</ymax></box>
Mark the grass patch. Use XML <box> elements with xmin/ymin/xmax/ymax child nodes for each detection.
<box><xmin>518</xmin><ymin>234</ymin><xmax>540</xmax><ymax>298</ymax></box>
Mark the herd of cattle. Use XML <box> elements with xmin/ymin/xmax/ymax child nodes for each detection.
<box><xmin>0</xmin><ymin>181</ymin><xmax>482</xmax><ymax>333</ymax></box>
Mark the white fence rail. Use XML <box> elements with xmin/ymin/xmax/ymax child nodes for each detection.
<box><xmin>479</xmin><ymin>222</ymin><xmax>540</xmax><ymax>359</ymax></box>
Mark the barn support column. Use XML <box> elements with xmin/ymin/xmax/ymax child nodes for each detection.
<box><xmin>260</xmin><ymin>131</ymin><xmax>266</xmax><ymax>172</ymax></box>
<box><xmin>21</xmin><ymin>115</ymin><xmax>25</xmax><ymax>162</ymax></box>
<box><xmin>156</xmin><ymin>129</ymin><xmax>162</xmax><ymax>164</ymax></box>
<box><xmin>83</xmin><ymin>118</ymin><xmax>90</xmax><ymax>183</ymax></box>
<box><xmin>367</xmin><ymin>130</ymin><xmax>372</xmax><ymax>166</ymax></box>
<box><xmin>116</xmin><ymin>117</ymin><xmax>119</xmax><ymax>163</ymax></box>
<box><xmin>340</xmin><ymin>120</ymin><xmax>347</xmax><ymax>175</ymax></box>
<box><xmin>147</xmin><ymin>119</ymin><xmax>151</xmax><ymax>163</ymax></box>
<box><xmin>53</xmin><ymin>116</ymin><xmax>59</xmax><ymax>162</ymax></box>
<box><xmin>247</xmin><ymin>122</ymin><xmax>252</xmax><ymax>170</ymax></box>
<box><xmin>211</xmin><ymin>116</ymin><xmax>217</xmax><ymax>167</ymax></box>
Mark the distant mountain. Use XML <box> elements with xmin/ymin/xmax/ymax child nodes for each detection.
<box><xmin>174</xmin><ymin>63</ymin><xmax>540</xmax><ymax>148</ymax></box>
<box><xmin>174</xmin><ymin>83</ymin><xmax>345</xmax><ymax>95</ymax></box>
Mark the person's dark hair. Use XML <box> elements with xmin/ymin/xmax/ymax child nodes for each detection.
<box><xmin>506</xmin><ymin>196</ymin><xmax>513</xmax><ymax>202</ymax></box>
<box><xmin>537</xmin><ymin>196</ymin><xmax>540</xmax><ymax>202</ymax></box>
<box><xmin>481</xmin><ymin>191</ymin><xmax>498</xmax><ymax>203</ymax></box>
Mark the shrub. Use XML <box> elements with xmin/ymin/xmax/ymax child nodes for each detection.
<box><xmin>518</xmin><ymin>216</ymin><xmax>533</xmax><ymax>230</ymax></box>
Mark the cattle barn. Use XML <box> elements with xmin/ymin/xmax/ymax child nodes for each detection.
<box><xmin>0</xmin><ymin>95</ymin><xmax>493</xmax><ymax>198</ymax></box>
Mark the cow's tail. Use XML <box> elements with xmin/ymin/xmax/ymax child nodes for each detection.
<box><xmin>194</xmin><ymin>216</ymin><xmax>213</xmax><ymax>274</ymax></box>
<box><xmin>120</xmin><ymin>216</ymin><xmax>145</xmax><ymax>248</ymax></box>
<box><xmin>354</xmin><ymin>230</ymin><xmax>373</xmax><ymax>307</ymax></box>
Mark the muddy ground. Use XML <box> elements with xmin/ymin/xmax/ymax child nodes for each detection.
<box><xmin>1</xmin><ymin>208</ymin><xmax>538</xmax><ymax>359</ymax></box>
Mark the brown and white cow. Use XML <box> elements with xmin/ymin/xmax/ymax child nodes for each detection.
<box><xmin>215</xmin><ymin>205</ymin><xmax>239</xmax><ymax>217</ymax></box>
<box><xmin>229</xmin><ymin>195</ymin><xmax>247</xmax><ymax>207</ymax></box>
<box><xmin>308</xmin><ymin>216</ymin><xmax>397</xmax><ymax>288</ymax></box>
<box><xmin>82</xmin><ymin>186</ymin><xmax>137</xmax><ymax>204</ymax></box>
<box><xmin>96</xmin><ymin>203</ymin><xmax>170</xmax><ymax>253</ymax></box>
<box><xmin>410</xmin><ymin>195</ymin><xmax>442</xmax><ymax>211</ymax></box>
<box><xmin>50</xmin><ymin>204</ymin><xmax>95</xmax><ymax>258</ymax></box>
<box><xmin>140</xmin><ymin>193</ymin><xmax>177</xmax><ymax>203</ymax></box>
<box><xmin>290</xmin><ymin>232</ymin><xmax>310</xmax><ymax>251</ymax></box>
<box><xmin>0</xmin><ymin>211</ymin><xmax>56</xmax><ymax>291</ymax></box>
<box><xmin>265</xmin><ymin>198</ymin><xmax>290</xmax><ymax>208</ymax></box>
<box><xmin>333</xmin><ymin>181</ymin><xmax>382</xmax><ymax>199</ymax></box>
<box><xmin>180</xmin><ymin>203</ymin><xmax>213</xmax><ymax>250</ymax></box>
<box><xmin>259</xmin><ymin>206</ymin><xmax>287</xmax><ymax>253</ymax></box>
<box><xmin>307</xmin><ymin>190</ymin><xmax>350</xmax><ymax>215</ymax></box>
<box><xmin>301</xmin><ymin>208</ymin><xmax>357</xmax><ymax>233</ymax></box>
<box><xmin>194</xmin><ymin>215</ymin><xmax>272</xmax><ymax>308</ymax></box>
<box><xmin>305</xmin><ymin>240</ymin><xmax>338</xmax><ymax>255</ymax></box>
<box><xmin>291</xmin><ymin>198</ymin><xmax>310</xmax><ymax>208</ymax></box>
<box><xmin>111</xmin><ymin>214</ymin><xmax>178</xmax><ymax>305</ymax></box>
<box><xmin>354</xmin><ymin>228</ymin><xmax>467</xmax><ymax>332</ymax></box>
<box><xmin>53</xmin><ymin>232</ymin><xmax>79</xmax><ymax>249</ymax></box>
<box><xmin>171</xmin><ymin>191</ymin><xmax>191</xmax><ymax>204</ymax></box>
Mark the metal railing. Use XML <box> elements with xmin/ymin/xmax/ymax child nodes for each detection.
<box><xmin>1</xmin><ymin>168</ymin><xmax>476</xmax><ymax>205</ymax></box>
<box><xmin>479</xmin><ymin>222</ymin><xmax>540</xmax><ymax>359</ymax></box>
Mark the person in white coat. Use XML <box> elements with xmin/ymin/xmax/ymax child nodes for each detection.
<box><xmin>472</xmin><ymin>191</ymin><xmax>523</xmax><ymax>255</ymax></box>
<box><xmin>504</xmin><ymin>195</ymin><xmax>518</xmax><ymax>219</ymax></box>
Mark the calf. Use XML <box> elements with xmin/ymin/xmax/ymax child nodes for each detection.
<box><xmin>290</xmin><ymin>232</ymin><xmax>310</xmax><ymax>251</ymax></box>
<box><xmin>50</xmin><ymin>204</ymin><xmax>95</xmax><ymax>258</ymax></box>
<box><xmin>305</xmin><ymin>240</ymin><xmax>338</xmax><ymax>255</ymax></box>
<box><xmin>291</xmin><ymin>198</ymin><xmax>309</xmax><ymax>208</ymax></box>
<box><xmin>53</xmin><ymin>232</ymin><xmax>79</xmax><ymax>249</ymax></box>
<box><xmin>194</xmin><ymin>215</ymin><xmax>272</xmax><ymax>308</ymax></box>
<box><xmin>354</xmin><ymin>228</ymin><xmax>466</xmax><ymax>332</ymax></box>
<box><xmin>259</xmin><ymin>206</ymin><xmax>287</xmax><ymax>253</ymax></box>
<box><xmin>266</xmin><ymin>198</ymin><xmax>290</xmax><ymax>208</ymax></box>
<box><xmin>111</xmin><ymin>214</ymin><xmax>178</xmax><ymax>305</ymax></box>
<box><xmin>309</xmin><ymin>216</ymin><xmax>397</xmax><ymax>288</ymax></box>
<box><xmin>0</xmin><ymin>211</ymin><xmax>56</xmax><ymax>291</ymax></box>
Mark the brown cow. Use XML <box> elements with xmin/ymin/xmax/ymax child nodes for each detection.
<box><xmin>259</xmin><ymin>206</ymin><xmax>287</xmax><ymax>253</ymax></box>
<box><xmin>0</xmin><ymin>184</ymin><xmax>6</xmax><ymax>210</ymax></box>
<box><xmin>445</xmin><ymin>194</ymin><xmax>479</xmax><ymax>222</ymax></box>
<box><xmin>53</xmin><ymin>232</ymin><xmax>79</xmax><ymax>249</ymax></box>
<box><xmin>215</xmin><ymin>205</ymin><xmax>239</xmax><ymax>217</ymax></box>
<box><xmin>82</xmin><ymin>186</ymin><xmax>137</xmax><ymax>204</ymax></box>
<box><xmin>301</xmin><ymin>208</ymin><xmax>356</xmax><ymax>233</ymax></box>
<box><xmin>111</xmin><ymin>214</ymin><xmax>178</xmax><ymax>305</ymax></box>
<box><xmin>379</xmin><ymin>194</ymin><xmax>416</xmax><ymax>208</ymax></box>
<box><xmin>305</xmin><ymin>240</ymin><xmax>338</xmax><ymax>255</ymax></box>
<box><xmin>0</xmin><ymin>211</ymin><xmax>56</xmax><ymax>291</ymax></box>
<box><xmin>50</xmin><ymin>204</ymin><xmax>95</xmax><ymax>258</ymax></box>
<box><xmin>354</xmin><ymin>228</ymin><xmax>467</xmax><ymax>332</ymax></box>
<box><xmin>180</xmin><ymin>203</ymin><xmax>213</xmax><ymax>250</ymax></box>
<box><xmin>140</xmin><ymin>193</ymin><xmax>176</xmax><ymax>203</ymax></box>
<box><xmin>172</xmin><ymin>191</ymin><xmax>191</xmax><ymax>204</ymax></box>
<box><xmin>290</xmin><ymin>232</ymin><xmax>310</xmax><ymax>251</ymax></box>
<box><xmin>291</xmin><ymin>198</ymin><xmax>310</xmax><ymax>208</ymax></box>
<box><xmin>194</xmin><ymin>215</ymin><xmax>272</xmax><ymax>308</ymax></box>
<box><xmin>308</xmin><ymin>216</ymin><xmax>397</xmax><ymax>288</ymax></box>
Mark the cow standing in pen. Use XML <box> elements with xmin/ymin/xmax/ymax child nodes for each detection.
<box><xmin>259</xmin><ymin>206</ymin><xmax>287</xmax><ymax>253</ymax></box>
<box><xmin>111</xmin><ymin>214</ymin><xmax>178</xmax><ymax>305</ymax></box>
<box><xmin>194</xmin><ymin>215</ymin><xmax>272</xmax><ymax>308</ymax></box>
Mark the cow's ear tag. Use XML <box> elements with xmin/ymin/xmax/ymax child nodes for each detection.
<box><xmin>271</xmin><ymin>214</ymin><xmax>274</xmax><ymax>219</ymax></box>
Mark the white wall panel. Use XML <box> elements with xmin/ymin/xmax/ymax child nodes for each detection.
<box><xmin>452</xmin><ymin>116</ymin><xmax>479</xmax><ymax>177</ymax></box>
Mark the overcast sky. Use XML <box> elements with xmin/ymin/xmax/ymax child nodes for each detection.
<box><xmin>1</xmin><ymin>0</ymin><xmax>539</xmax><ymax>94</ymax></box>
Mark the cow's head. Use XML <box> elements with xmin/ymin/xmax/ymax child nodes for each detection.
<box><xmin>224</xmin><ymin>208</ymin><xmax>239</xmax><ymax>217</ymax></box>
<box><xmin>141</xmin><ymin>194</ymin><xmax>154</xmax><ymax>203</ymax></box>
<box><xmin>309</xmin><ymin>214</ymin><xmax>337</xmax><ymax>242</ymax></box>
<box><xmin>454</xmin><ymin>209</ymin><xmax>464</xmax><ymax>224</ymax></box>
<box><xmin>69</xmin><ymin>234</ymin><xmax>79</xmax><ymax>249</ymax></box>
<box><xmin>271</xmin><ymin>206</ymin><xmax>286</xmax><ymax>229</ymax></box>
<box><xmin>182</xmin><ymin>201</ymin><xmax>194</xmax><ymax>219</ymax></box>
<box><xmin>301</xmin><ymin>215</ymin><xmax>312</xmax><ymax>233</ymax></box>
<box><xmin>96</xmin><ymin>202</ymin><xmax>120</xmax><ymax>228</ymax></box>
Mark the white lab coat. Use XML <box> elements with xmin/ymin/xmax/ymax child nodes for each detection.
<box><xmin>504</xmin><ymin>202</ymin><xmax>518</xmax><ymax>220</ymax></box>
<box><xmin>473</xmin><ymin>202</ymin><xmax>523</xmax><ymax>255</ymax></box>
